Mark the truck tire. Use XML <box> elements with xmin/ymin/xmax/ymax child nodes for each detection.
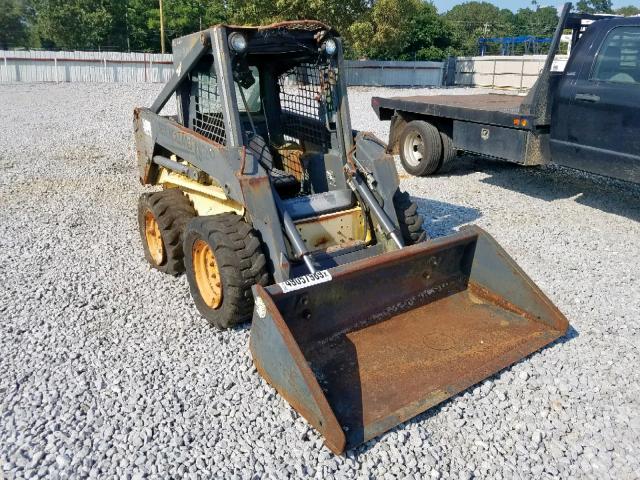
<box><xmin>183</xmin><ymin>213</ymin><xmax>269</xmax><ymax>329</ymax></box>
<box><xmin>399</xmin><ymin>120</ymin><xmax>443</xmax><ymax>176</ymax></box>
<box><xmin>138</xmin><ymin>189</ymin><xmax>196</xmax><ymax>275</ymax></box>
<box><xmin>439</xmin><ymin>129</ymin><xmax>458</xmax><ymax>172</ymax></box>
<box><xmin>394</xmin><ymin>190</ymin><xmax>428</xmax><ymax>244</ymax></box>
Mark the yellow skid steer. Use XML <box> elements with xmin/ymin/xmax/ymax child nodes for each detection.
<box><xmin>133</xmin><ymin>20</ymin><xmax>568</xmax><ymax>454</ymax></box>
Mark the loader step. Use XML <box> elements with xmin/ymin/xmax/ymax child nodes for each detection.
<box><xmin>282</xmin><ymin>189</ymin><xmax>355</xmax><ymax>220</ymax></box>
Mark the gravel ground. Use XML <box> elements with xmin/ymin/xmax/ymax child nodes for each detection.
<box><xmin>1</xmin><ymin>83</ymin><xmax>639</xmax><ymax>479</ymax></box>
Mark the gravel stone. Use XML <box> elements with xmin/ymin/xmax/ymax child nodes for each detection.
<box><xmin>1</xmin><ymin>83</ymin><xmax>639</xmax><ymax>479</ymax></box>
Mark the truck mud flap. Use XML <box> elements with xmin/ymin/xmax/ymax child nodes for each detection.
<box><xmin>250</xmin><ymin>226</ymin><xmax>569</xmax><ymax>454</ymax></box>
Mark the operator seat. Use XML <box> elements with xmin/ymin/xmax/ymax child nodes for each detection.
<box><xmin>246</xmin><ymin>133</ymin><xmax>301</xmax><ymax>198</ymax></box>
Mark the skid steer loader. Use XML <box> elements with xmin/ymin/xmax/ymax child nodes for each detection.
<box><xmin>133</xmin><ymin>21</ymin><xmax>569</xmax><ymax>454</ymax></box>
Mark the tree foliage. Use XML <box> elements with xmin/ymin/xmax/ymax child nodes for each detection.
<box><xmin>513</xmin><ymin>6</ymin><xmax>559</xmax><ymax>37</ymax></box>
<box><xmin>0</xmin><ymin>0</ymin><xmax>581</xmax><ymax>60</ymax></box>
<box><xmin>227</xmin><ymin>0</ymin><xmax>368</xmax><ymax>37</ymax></box>
<box><xmin>576</xmin><ymin>0</ymin><xmax>613</xmax><ymax>14</ymax></box>
<box><xmin>0</xmin><ymin>0</ymin><xmax>37</xmax><ymax>49</ymax></box>
<box><xmin>615</xmin><ymin>5</ymin><xmax>640</xmax><ymax>16</ymax></box>
<box><xmin>444</xmin><ymin>2</ymin><xmax>517</xmax><ymax>56</ymax></box>
<box><xmin>34</xmin><ymin>0</ymin><xmax>116</xmax><ymax>49</ymax></box>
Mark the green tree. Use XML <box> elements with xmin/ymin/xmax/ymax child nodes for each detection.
<box><xmin>0</xmin><ymin>0</ymin><xmax>37</xmax><ymax>49</ymax></box>
<box><xmin>146</xmin><ymin>0</ymin><xmax>227</xmax><ymax>50</ymax></box>
<box><xmin>124</xmin><ymin>0</ymin><xmax>159</xmax><ymax>51</ymax></box>
<box><xmin>35</xmin><ymin>0</ymin><xmax>115</xmax><ymax>49</ymax></box>
<box><xmin>615</xmin><ymin>5</ymin><xmax>640</xmax><ymax>16</ymax></box>
<box><xmin>514</xmin><ymin>6</ymin><xmax>558</xmax><ymax>37</ymax></box>
<box><xmin>349</xmin><ymin>0</ymin><xmax>422</xmax><ymax>59</ymax></box>
<box><xmin>227</xmin><ymin>0</ymin><xmax>368</xmax><ymax>39</ymax></box>
<box><xmin>444</xmin><ymin>2</ymin><xmax>517</xmax><ymax>56</ymax></box>
<box><xmin>348</xmin><ymin>0</ymin><xmax>453</xmax><ymax>61</ymax></box>
<box><xmin>576</xmin><ymin>0</ymin><xmax>613</xmax><ymax>13</ymax></box>
<box><xmin>402</xmin><ymin>2</ymin><xmax>454</xmax><ymax>61</ymax></box>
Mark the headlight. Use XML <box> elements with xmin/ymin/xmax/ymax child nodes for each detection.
<box><xmin>228</xmin><ymin>32</ymin><xmax>247</xmax><ymax>53</ymax></box>
<box><xmin>322</xmin><ymin>38</ymin><xmax>337</xmax><ymax>56</ymax></box>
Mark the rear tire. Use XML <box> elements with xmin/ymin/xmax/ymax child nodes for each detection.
<box><xmin>138</xmin><ymin>189</ymin><xmax>196</xmax><ymax>275</ymax></box>
<box><xmin>399</xmin><ymin>120</ymin><xmax>443</xmax><ymax>176</ymax></box>
<box><xmin>439</xmin><ymin>129</ymin><xmax>458</xmax><ymax>173</ymax></box>
<box><xmin>183</xmin><ymin>213</ymin><xmax>269</xmax><ymax>329</ymax></box>
<box><xmin>394</xmin><ymin>190</ymin><xmax>428</xmax><ymax>245</ymax></box>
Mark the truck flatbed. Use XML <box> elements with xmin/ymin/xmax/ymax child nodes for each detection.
<box><xmin>372</xmin><ymin>93</ymin><xmax>536</xmax><ymax>130</ymax></box>
<box><xmin>372</xmin><ymin>5</ymin><xmax>640</xmax><ymax>183</ymax></box>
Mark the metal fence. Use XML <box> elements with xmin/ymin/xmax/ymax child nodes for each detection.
<box><xmin>1</xmin><ymin>50</ymin><xmax>561</xmax><ymax>90</ymax></box>
<box><xmin>0</xmin><ymin>50</ymin><xmax>174</xmax><ymax>83</ymax></box>
<box><xmin>343</xmin><ymin>60</ymin><xmax>444</xmax><ymax>87</ymax></box>
<box><xmin>0</xmin><ymin>50</ymin><xmax>446</xmax><ymax>87</ymax></box>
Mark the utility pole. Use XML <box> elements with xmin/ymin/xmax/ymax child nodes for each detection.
<box><xmin>159</xmin><ymin>0</ymin><xmax>165</xmax><ymax>54</ymax></box>
<box><xmin>125</xmin><ymin>0</ymin><xmax>131</xmax><ymax>52</ymax></box>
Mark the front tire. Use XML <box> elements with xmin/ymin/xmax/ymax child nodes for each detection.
<box><xmin>399</xmin><ymin>120</ymin><xmax>443</xmax><ymax>176</ymax></box>
<box><xmin>183</xmin><ymin>213</ymin><xmax>269</xmax><ymax>329</ymax></box>
<box><xmin>137</xmin><ymin>189</ymin><xmax>196</xmax><ymax>275</ymax></box>
<box><xmin>394</xmin><ymin>190</ymin><xmax>428</xmax><ymax>245</ymax></box>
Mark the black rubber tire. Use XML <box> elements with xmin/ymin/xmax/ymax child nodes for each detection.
<box><xmin>138</xmin><ymin>189</ymin><xmax>196</xmax><ymax>275</ymax></box>
<box><xmin>183</xmin><ymin>213</ymin><xmax>269</xmax><ymax>329</ymax></box>
<box><xmin>439</xmin><ymin>129</ymin><xmax>458</xmax><ymax>173</ymax></box>
<box><xmin>398</xmin><ymin>120</ymin><xmax>443</xmax><ymax>176</ymax></box>
<box><xmin>393</xmin><ymin>190</ymin><xmax>428</xmax><ymax>245</ymax></box>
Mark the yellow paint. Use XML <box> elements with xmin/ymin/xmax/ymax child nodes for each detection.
<box><xmin>192</xmin><ymin>239</ymin><xmax>223</xmax><ymax>309</ymax></box>
<box><xmin>157</xmin><ymin>168</ymin><xmax>244</xmax><ymax>216</ymax></box>
<box><xmin>144</xmin><ymin>211</ymin><xmax>164</xmax><ymax>265</ymax></box>
<box><xmin>295</xmin><ymin>207</ymin><xmax>370</xmax><ymax>253</ymax></box>
<box><xmin>156</xmin><ymin>166</ymin><xmax>373</xmax><ymax>254</ymax></box>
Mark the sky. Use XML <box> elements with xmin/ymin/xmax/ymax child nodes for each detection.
<box><xmin>432</xmin><ymin>0</ymin><xmax>640</xmax><ymax>13</ymax></box>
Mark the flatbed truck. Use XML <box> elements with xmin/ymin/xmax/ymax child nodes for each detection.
<box><xmin>372</xmin><ymin>3</ymin><xmax>640</xmax><ymax>184</ymax></box>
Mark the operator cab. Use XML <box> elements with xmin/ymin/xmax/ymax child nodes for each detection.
<box><xmin>183</xmin><ymin>22</ymin><xmax>348</xmax><ymax>200</ymax></box>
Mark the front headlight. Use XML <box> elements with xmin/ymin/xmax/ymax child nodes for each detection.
<box><xmin>228</xmin><ymin>32</ymin><xmax>247</xmax><ymax>53</ymax></box>
<box><xmin>322</xmin><ymin>38</ymin><xmax>337</xmax><ymax>56</ymax></box>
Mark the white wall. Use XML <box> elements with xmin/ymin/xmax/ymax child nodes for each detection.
<box><xmin>455</xmin><ymin>55</ymin><xmax>569</xmax><ymax>91</ymax></box>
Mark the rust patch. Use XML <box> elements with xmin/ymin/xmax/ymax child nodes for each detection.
<box><xmin>251</xmin><ymin>227</ymin><xmax>568</xmax><ymax>452</ymax></box>
<box><xmin>468</xmin><ymin>281</ymin><xmax>539</xmax><ymax>323</ymax></box>
<box><xmin>313</xmin><ymin>236</ymin><xmax>330</xmax><ymax>248</ymax></box>
<box><xmin>239</xmin><ymin>175</ymin><xmax>269</xmax><ymax>188</ymax></box>
<box><xmin>219</xmin><ymin>20</ymin><xmax>332</xmax><ymax>33</ymax></box>
<box><xmin>173</xmin><ymin>120</ymin><xmax>224</xmax><ymax>149</ymax></box>
<box><xmin>294</xmin><ymin>208</ymin><xmax>361</xmax><ymax>225</ymax></box>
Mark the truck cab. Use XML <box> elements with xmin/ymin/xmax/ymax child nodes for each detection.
<box><xmin>551</xmin><ymin>16</ymin><xmax>640</xmax><ymax>182</ymax></box>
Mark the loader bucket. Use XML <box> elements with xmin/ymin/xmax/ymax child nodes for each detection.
<box><xmin>250</xmin><ymin>226</ymin><xmax>568</xmax><ymax>454</ymax></box>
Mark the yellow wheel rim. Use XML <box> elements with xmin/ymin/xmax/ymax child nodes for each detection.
<box><xmin>192</xmin><ymin>239</ymin><xmax>223</xmax><ymax>309</ymax></box>
<box><xmin>144</xmin><ymin>211</ymin><xmax>164</xmax><ymax>265</ymax></box>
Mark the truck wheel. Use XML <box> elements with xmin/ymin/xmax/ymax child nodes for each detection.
<box><xmin>399</xmin><ymin>120</ymin><xmax>443</xmax><ymax>176</ymax></box>
<box><xmin>439</xmin><ymin>129</ymin><xmax>458</xmax><ymax>172</ymax></box>
<box><xmin>183</xmin><ymin>213</ymin><xmax>269</xmax><ymax>329</ymax></box>
<box><xmin>138</xmin><ymin>189</ymin><xmax>196</xmax><ymax>275</ymax></box>
<box><xmin>394</xmin><ymin>190</ymin><xmax>428</xmax><ymax>245</ymax></box>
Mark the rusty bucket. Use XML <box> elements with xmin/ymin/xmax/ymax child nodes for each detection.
<box><xmin>250</xmin><ymin>226</ymin><xmax>568</xmax><ymax>454</ymax></box>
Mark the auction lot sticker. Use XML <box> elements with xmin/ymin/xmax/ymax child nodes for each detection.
<box><xmin>278</xmin><ymin>270</ymin><xmax>332</xmax><ymax>293</ymax></box>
